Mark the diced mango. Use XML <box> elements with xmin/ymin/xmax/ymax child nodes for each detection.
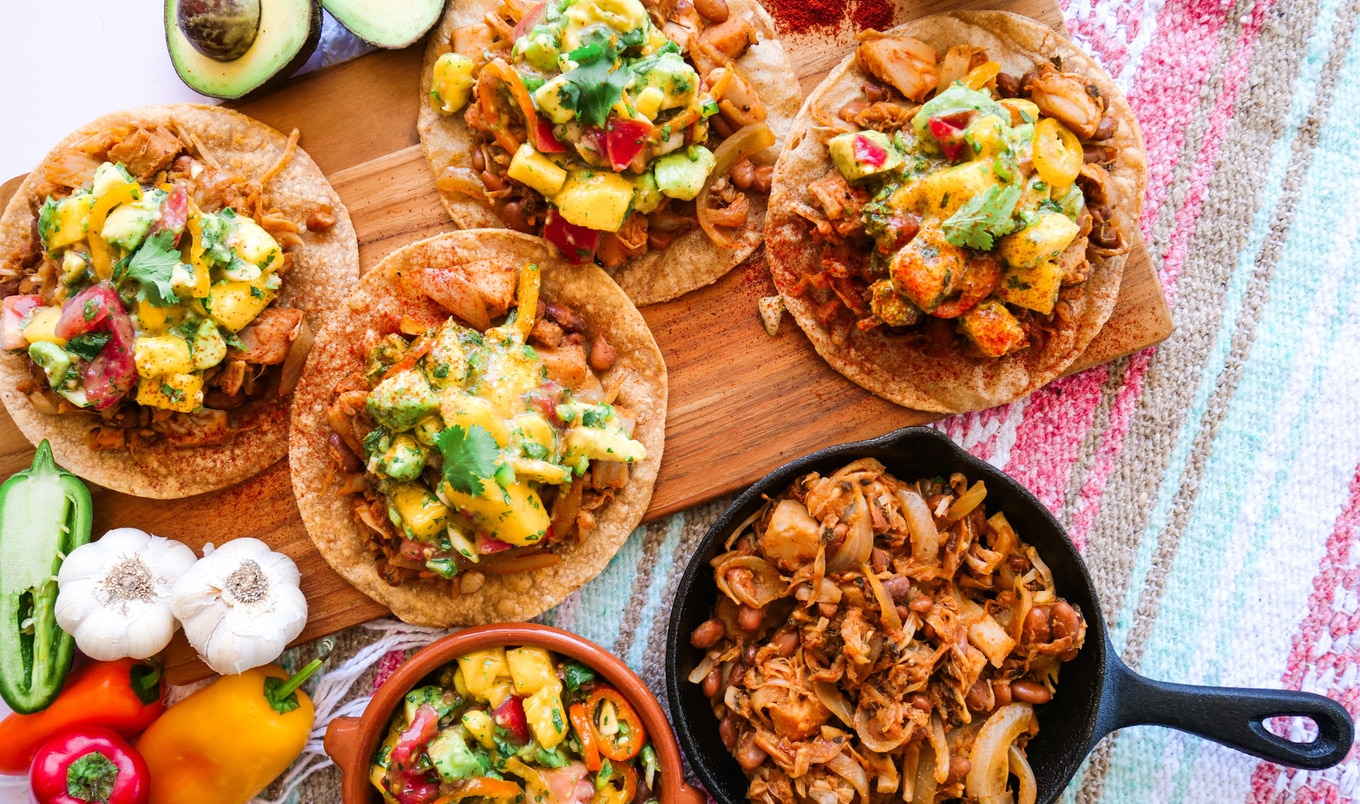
<box><xmin>634</xmin><ymin>86</ymin><xmax>665</xmax><ymax>120</ymax></box>
<box><xmin>999</xmin><ymin>98</ymin><xmax>1041</xmax><ymax>127</ymax></box>
<box><xmin>134</xmin><ymin>335</ymin><xmax>194</xmax><ymax>378</ymax></box>
<box><xmin>21</xmin><ymin>307</ymin><xmax>66</xmax><ymax>346</ymax></box>
<box><xmin>997</xmin><ymin>212</ymin><xmax>1080</xmax><ymax>269</ymax></box>
<box><xmin>965</xmin><ymin>114</ymin><xmax>1009</xmax><ymax>158</ymax></box>
<box><xmin>136</xmin><ymin>372</ymin><xmax>204</xmax><ymax>413</ymax></box>
<box><xmin>440</xmin><ymin>390</ymin><xmax>511</xmax><ymax>446</ymax></box>
<box><xmin>462</xmin><ymin>710</ymin><xmax>497</xmax><ymax>749</ymax></box>
<box><xmin>917</xmin><ymin>160</ymin><xmax>999</xmax><ymax>217</ymax></box>
<box><xmin>996</xmin><ymin>259</ymin><xmax>1064</xmax><ymax>316</ymax></box>
<box><xmin>135</xmin><ymin>297</ymin><xmax>176</xmax><ymax>334</ymax></box>
<box><xmin>959</xmin><ymin>300</ymin><xmax>1027</xmax><ymax>358</ymax></box>
<box><xmin>42</xmin><ymin>194</ymin><xmax>96</xmax><ymax>252</ymax></box>
<box><xmin>389</xmin><ymin>482</ymin><xmax>450</xmax><ymax>540</ymax></box>
<box><xmin>456</xmin><ymin>649</ymin><xmax>511</xmax><ymax>702</ymax></box>
<box><xmin>61</xmin><ymin>251</ymin><xmax>90</xmax><ymax>285</ymax></box>
<box><xmin>507</xmin><ymin>647</ymin><xmax>560</xmax><ymax>696</ymax></box>
<box><xmin>205</xmin><ymin>279</ymin><xmax>275</xmax><ymax>332</ymax></box>
<box><xmin>438</xmin><ymin>477</ymin><xmax>550</xmax><ymax>547</ymax></box>
<box><xmin>191</xmin><ymin>320</ymin><xmax>228</xmax><ymax>370</ymax></box>
<box><xmin>508</xmin><ymin>144</ymin><xmax>569</xmax><ymax>198</ymax></box>
<box><xmin>228</xmin><ymin>216</ymin><xmax>283</xmax><ymax>271</ymax></box>
<box><xmin>563</xmin><ymin>424</ymin><xmax>646</xmax><ymax>464</ymax></box>
<box><xmin>555</xmin><ymin>169</ymin><xmax>635</xmax><ymax>232</ymax></box>
<box><xmin>534</xmin><ymin>75</ymin><xmax>577</xmax><ymax>124</ymax></box>
<box><xmin>523</xmin><ymin>686</ymin><xmax>569</xmax><ymax>748</ymax></box>
<box><xmin>431</xmin><ymin>52</ymin><xmax>477</xmax><ymax>115</ymax></box>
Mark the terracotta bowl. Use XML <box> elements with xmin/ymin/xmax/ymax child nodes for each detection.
<box><xmin>325</xmin><ymin>623</ymin><xmax>707</xmax><ymax>804</ymax></box>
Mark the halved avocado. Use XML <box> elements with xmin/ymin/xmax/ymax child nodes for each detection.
<box><xmin>322</xmin><ymin>0</ymin><xmax>446</xmax><ymax>49</ymax></box>
<box><xmin>166</xmin><ymin>0</ymin><xmax>322</xmax><ymax>99</ymax></box>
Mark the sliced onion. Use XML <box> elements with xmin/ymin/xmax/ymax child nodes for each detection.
<box><xmin>854</xmin><ymin>704</ymin><xmax>912</xmax><ymax>754</ymax></box>
<box><xmin>436</xmin><ymin>166</ymin><xmax>491</xmax><ymax>202</ymax></box>
<box><xmin>966</xmin><ymin>703</ymin><xmax>1034</xmax><ymax>804</ymax></box>
<box><xmin>813</xmin><ymin>681</ymin><xmax>855</xmax><ymax>727</ymax></box>
<box><xmin>27</xmin><ymin>389</ymin><xmax>61</xmax><ymax>415</ymax></box>
<box><xmin>927</xmin><ymin>714</ymin><xmax>949</xmax><ymax>785</ymax></box>
<box><xmin>827</xmin><ymin>486</ymin><xmax>873</xmax><ymax>573</ymax></box>
<box><xmin>944</xmin><ymin>480</ymin><xmax>988</xmax><ymax>525</ymax></box>
<box><xmin>687</xmin><ymin>652</ymin><xmax>718</xmax><ymax>684</ymax></box>
<box><xmin>910</xmin><ymin>743</ymin><xmax>937</xmax><ymax>803</ymax></box>
<box><xmin>696</xmin><ymin>122</ymin><xmax>775</xmax><ymax>249</ymax></box>
<box><xmin>898</xmin><ymin>490</ymin><xmax>940</xmax><ymax>564</ymax></box>
<box><xmin>726</xmin><ymin>506</ymin><xmax>764</xmax><ymax>550</ymax></box>
<box><xmin>1008</xmin><ymin>745</ymin><xmax>1037</xmax><ymax>804</ymax></box>
<box><xmin>713</xmin><ymin>555</ymin><xmax>784</xmax><ymax>607</ymax></box>
<box><xmin>864</xmin><ymin>750</ymin><xmax>900</xmax><ymax>794</ymax></box>
<box><xmin>278</xmin><ymin>317</ymin><xmax>313</xmax><ymax>397</ymax></box>
<box><xmin>825</xmin><ymin>752</ymin><xmax>870</xmax><ymax>803</ymax></box>
<box><xmin>862</xmin><ymin>564</ymin><xmax>903</xmax><ymax>633</ymax></box>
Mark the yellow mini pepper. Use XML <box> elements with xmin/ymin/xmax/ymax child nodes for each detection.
<box><xmin>137</xmin><ymin>642</ymin><xmax>331</xmax><ymax>804</ymax></box>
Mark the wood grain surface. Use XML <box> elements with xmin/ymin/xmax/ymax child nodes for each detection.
<box><xmin>0</xmin><ymin>0</ymin><xmax>1170</xmax><ymax>683</ymax></box>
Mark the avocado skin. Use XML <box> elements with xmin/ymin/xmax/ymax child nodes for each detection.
<box><xmin>165</xmin><ymin>0</ymin><xmax>322</xmax><ymax>100</ymax></box>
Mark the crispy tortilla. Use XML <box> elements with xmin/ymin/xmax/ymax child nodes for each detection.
<box><xmin>417</xmin><ymin>0</ymin><xmax>803</xmax><ymax>306</ymax></box>
<box><xmin>766</xmin><ymin>12</ymin><xmax>1147</xmax><ymax>413</ymax></box>
<box><xmin>289</xmin><ymin>231</ymin><xmax>668</xmax><ymax>625</ymax></box>
<box><xmin>0</xmin><ymin>104</ymin><xmax>359</xmax><ymax>498</ymax></box>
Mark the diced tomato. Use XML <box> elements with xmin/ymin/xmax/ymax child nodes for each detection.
<box><xmin>543</xmin><ymin>209</ymin><xmax>599</xmax><ymax>265</ymax></box>
<box><xmin>150</xmin><ymin>184</ymin><xmax>189</xmax><ymax>245</ymax></box>
<box><xmin>605</xmin><ymin>117</ymin><xmax>653</xmax><ymax>171</ymax></box>
<box><xmin>392</xmin><ymin>775</ymin><xmax>441</xmax><ymax>804</ymax></box>
<box><xmin>1</xmin><ymin>295</ymin><xmax>43</xmax><ymax>350</ymax></box>
<box><xmin>79</xmin><ymin>287</ymin><xmax>138</xmax><ymax>410</ymax></box>
<box><xmin>492</xmin><ymin>696</ymin><xmax>531</xmax><ymax>743</ymax></box>
<box><xmin>55</xmin><ymin>283</ymin><xmax>117</xmax><ymax>339</ymax></box>
<box><xmin>852</xmin><ymin>133</ymin><xmax>888</xmax><ymax>168</ymax></box>
<box><xmin>534</xmin><ymin>118</ymin><xmax>567</xmax><ymax>154</ymax></box>
<box><xmin>928</xmin><ymin>115</ymin><xmax>970</xmax><ymax>162</ymax></box>
<box><xmin>389</xmin><ymin>704</ymin><xmax>441</xmax><ymax>774</ymax></box>
<box><xmin>478</xmin><ymin>535</ymin><xmax>513</xmax><ymax>555</ymax></box>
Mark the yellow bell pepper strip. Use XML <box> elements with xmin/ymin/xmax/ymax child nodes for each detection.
<box><xmin>513</xmin><ymin>262</ymin><xmax>540</xmax><ymax>341</ymax></box>
<box><xmin>1032</xmin><ymin>117</ymin><xmax>1083</xmax><ymax>189</ymax></box>
<box><xmin>86</xmin><ymin>183</ymin><xmax>142</xmax><ymax>280</ymax></box>
<box><xmin>0</xmin><ymin>441</ymin><xmax>92</xmax><ymax>714</ymax></box>
<box><xmin>585</xmin><ymin>688</ymin><xmax>647</xmax><ymax>762</ymax></box>
<box><xmin>136</xmin><ymin>640</ymin><xmax>333</xmax><ymax>804</ymax></box>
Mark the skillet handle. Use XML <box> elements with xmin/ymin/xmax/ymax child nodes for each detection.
<box><xmin>1102</xmin><ymin>656</ymin><xmax>1354</xmax><ymax>769</ymax></box>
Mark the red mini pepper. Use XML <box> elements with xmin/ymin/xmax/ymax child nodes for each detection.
<box><xmin>0</xmin><ymin>659</ymin><xmax>164</xmax><ymax>775</ymax></box>
<box><xmin>586</xmin><ymin>687</ymin><xmax>647</xmax><ymax>761</ymax></box>
<box><xmin>29</xmin><ymin>727</ymin><xmax>150</xmax><ymax>804</ymax></box>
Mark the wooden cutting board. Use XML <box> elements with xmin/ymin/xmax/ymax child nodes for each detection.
<box><xmin>0</xmin><ymin>0</ymin><xmax>1170</xmax><ymax>683</ymax></box>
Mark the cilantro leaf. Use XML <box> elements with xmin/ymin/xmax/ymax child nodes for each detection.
<box><xmin>941</xmin><ymin>184</ymin><xmax>1022</xmax><ymax>251</ymax></box>
<box><xmin>559</xmin><ymin>32</ymin><xmax>632</xmax><ymax>129</ymax></box>
<box><xmin>120</xmin><ymin>230</ymin><xmax>182</xmax><ymax>307</ymax></box>
<box><xmin>65</xmin><ymin>332</ymin><xmax>111</xmax><ymax>362</ymax></box>
<box><xmin>434</xmin><ymin>424</ymin><xmax>501</xmax><ymax>496</ymax></box>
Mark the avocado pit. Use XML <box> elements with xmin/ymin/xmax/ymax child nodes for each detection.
<box><xmin>177</xmin><ymin>0</ymin><xmax>261</xmax><ymax>62</ymax></box>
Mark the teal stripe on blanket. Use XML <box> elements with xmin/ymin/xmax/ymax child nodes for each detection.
<box><xmin>545</xmin><ymin>525</ymin><xmax>646</xmax><ymax>647</ymax></box>
<box><xmin>1095</xmin><ymin>13</ymin><xmax>1360</xmax><ymax>804</ymax></box>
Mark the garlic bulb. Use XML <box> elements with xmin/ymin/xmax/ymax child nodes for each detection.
<box><xmin>170</xmin><ymin>537</ymin><xmax>307</xmax><ymax>675</ymax></box>
<box><xmin>55</xmin><ymin>528</ymin><xmax>197</xmax><ymax>660</ymax></box>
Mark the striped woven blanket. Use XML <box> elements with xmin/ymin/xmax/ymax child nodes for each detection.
<box><xmin>232</xmin><ymin>0</ymin><xmax>1360</xmax><ymax>800</ymax></box>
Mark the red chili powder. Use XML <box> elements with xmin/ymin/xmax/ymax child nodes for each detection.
<box><xmin>764</xmin><ymin>0</ymin><xmax>898</xmax><ymax>35</ymax></box>
<box><xmin>850</xmin><ymin>0</ymin><xmax>896</xmax><ymax>32</ymax></box>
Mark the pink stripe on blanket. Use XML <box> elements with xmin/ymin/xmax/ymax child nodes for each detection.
<box><xmin>1247</xmin><ymin>460</ymin><xmax>1360</xmax><ymax>801</ymax></box>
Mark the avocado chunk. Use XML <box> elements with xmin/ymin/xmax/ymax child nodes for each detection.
<box><xmin>165</xmin><ymin>0</ymin><xmax>320</xmax><ymax>100</ymax></box>
<box><xmin>175</xmin><ymin>0</ymin><xmax>260</xmax><ymax>61</ymax></box>
<box><xmin>428</xmin><ymin>725</ymin><xmax>487</xmax><ymax>782</ymax></box>
<box><xmin>102</xmin><ymin>189</ymin><xmax>166</xmax><ymax>252</ymax></box>
<box><xmin>322</xmin><ymin>0</ymin><xmax>445</xmax><ymax>48</ymax></box>
<box><xmin>367</xmin><ymin>367</ymin><xmax>440</xmax><ymax>432</ymax></box>
<box><xmin>654</xmin><ymin>145</ymin><xmax>717</xmax><ymax>201</ymax></box>
<box><xmin>828</xmin><ymin>131</ymin><xmax>904</xmax><ymax>183</ymax></box>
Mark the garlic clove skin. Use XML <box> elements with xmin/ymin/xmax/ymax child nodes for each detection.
<box><xmin>55</xmin><ymin>527</ymin><xmax>197</xmax><ymax>661</ymax></box>
<box><xmin>170</xmin><ymin>537</ymin><xmax>308</xmax><ymax>675</ymax></box>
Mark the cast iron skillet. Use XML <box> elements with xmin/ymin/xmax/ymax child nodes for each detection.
<box><xmin>666</xmin><ymin>426</ymin><xmax>1353</xmax><ymax>803</ymax></box>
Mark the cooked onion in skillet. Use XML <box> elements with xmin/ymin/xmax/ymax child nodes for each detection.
<box><xmin>690</xmin><ymin>458</ymin><xmax>1087</xmax><ymax>804</ymax></box>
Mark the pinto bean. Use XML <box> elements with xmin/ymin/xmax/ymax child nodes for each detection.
<box><xmin>992</xmin><ymin>679</ymin><xmax>1013</xmax><ymax>708</ymax></box>
<box><xmin>306</xmin><ymin>207</ymin><xmax>336</xmax><ymax>232</ymax></box>
<box><xmin>1007</xmin><ymin>555</ymin><xmax>1032</xmax><ymax>572</ymax></box>
<box><xmin>702</xmin><ymin>667</ymin><xmax>723</xmax><ymax>698</ymax></box>
<box><xmin>910</xmin><ymin>694</ymin><xmax>932</xmax><ymax>712</ymax></box>
<box><xmin>995</xmin><ymin>72</ymin><xmax>1021</xmax><ymax>98</ymax></box>
<box><xmin>946</xmin><ymin>756</ymin><xmax>972</xmax><ymax>785</ymax></box>
<box><xmin>480</xmin><ymin>170</ymin><xmax>506</xmax><ymax>192</ymax></box>
<box><xmin>1052</xmin><ymin>601</ymin><xmax>1081</xmax><ymax>640</ymax></box>
<box><xmin>719</xmin><ymin>716</ymin><xmax>737</xmax><ymax>749</ymax></box>
<box><xmin>839</xmin><ymin>99</ymin><xmax>870</xmax><ymax>122</ymax></box>
<box><xmin>1023</xmin><ymin>606</ymin><xmax>1052</xmax><ymax>644</ymax></box>
<box><xmin>965</xmin><ymin>680</ymin><xmax>993</xmax><ymax>711</ymax></box>
<box><xmin>730</xmin><ymin>159</ymin><xmax>756</xmax><ymax>191</ymax></box>
<box><xmin>1010</xmin><ymin>680</ymin><xmax>1053</xmax><ymax>705</ymax></box>
<box><xmin>1092</xmin><ymin>115</ymin><xmax>1118</xmax><ymax>140</ymax></box>
<box><xmin>862</xmin><ymin>83</ymin><xmax>888</xmax><ymax>102</ymax></box>
<box><xmin>736</xmin><ymin>734</ymin><xmax>768</xmax><ymax>771</ymax></box>
<box><xmin>772</xmin><ymin>629</ymin><xmax>799</xmax><ymax>656</ymax></box>
<box><xmin>498</xmin><ymin>200</ymin><xmax>533</xmax><ymax>233</ymax></box>
<box><xmin>743</xmin><ymin>644</ymin><xmax>759</xmax><ymax>666</ymax></box>
<box><xmin>882</xmin><ymin>575</ymin><xmax>911</xmax><ymax>602</ymax></box>
<box><xmin>738</xmin><ymin>603</ymin><xmax>763</xmax><ymax>632</ymax></box>
<box><xmin>753</xmin><ymin>165</ymin><xmax>774</xmax><ymax>194</ymax></box>
<box><xmin>694</xmin><ymin>0</ymin><xmax>730</xmax><ymax>23</ymax></box>
<box><xmin>691</xmin><ymin>618</ymin><xmax>726</xmax><ymax>648</ymax></box>
<box><xmin>909</xmin><ymin>596</ymin><xmax>933</xmax><ymax>613</ymax></box>
<box><xmin>472</xmin><ymin>147</ymin><xmax>486</xmax><ymax>172</ymax></box>
<box><xmin>588</xmin><ymin>334</ymin><xmax>617</xmax><ymax>372</ymax></box>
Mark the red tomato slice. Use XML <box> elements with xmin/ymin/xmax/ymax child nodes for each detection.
<box><xmin>605</xmin><ymin>117</ymin><xmax>653</xmax><ymax>172</ymax></box>
<box><xmin>543</xmin><ymin>209</ymin><xmax>599</xmax><ymax>265</ymax></box>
